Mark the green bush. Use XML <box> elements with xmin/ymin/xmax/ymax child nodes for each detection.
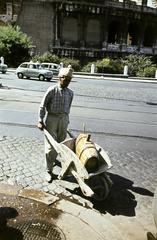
<box><xmin>95</xmin><ymin>58</ymin><xmax>123</xmax><ymax>74</ymax></box>
<box><xmin>121</xmin><ymin>54</ymin><xmax>153</xmax><ymax>76</ymax></box>
<box><xmin>59</xmin><ymin>57</ymin><xmax>81</xmax><ymax>71</ymax></box>
<box><xmin>95</xmin><ymin>58</ymin><xmax>110</xmax><ymax>72</ymax></box>
<box><xmin>32</xmin><ymin>52</ymin><xmax>60</xmax><ymax>64</ymax></box>
<box><xmin>81</xmin><ymin>58</ymin><xmax>123</xmax><ymax>74</ymax></box>
<box><xmin>110</xmin><ymin>59</ymin><xmax>123</xmax><ymax>74</ymax></box>
<box><xmin>136</xmin><ymin>65</ymin><xmax>157</xmax><ymax>77</ymax></box>
<box><xmin>81</xmin><ymin>61</ymin><xmax>96</xmax><ymax>72</ymax></box>
<box><xmin>0</xmin><ymin>25</ymin><xmax>32</xmax><ymax>67</ymax></box>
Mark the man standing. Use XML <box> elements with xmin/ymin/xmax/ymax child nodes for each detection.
<box><xmin>37</xmin><ymin>67</ymin><xmax>74</xmax><ymax>182</ymax></box>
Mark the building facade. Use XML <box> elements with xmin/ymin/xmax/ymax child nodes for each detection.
<box><xmin>1</xmin><ymin>0</ymin><xmax>157</xmax><ymax>59</ymax></box>
<box><xmin>0</xmin><ymin>0</ymin><xmax>21</xmax><ymax>25</ymax></box>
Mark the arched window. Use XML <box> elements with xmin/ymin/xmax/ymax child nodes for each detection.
<box><xmin>127</xmin><ymin>22</ymin><xmax>140</xmax><ymax>45</ymax></box>
<box><xmin>62</xmin><ymin>17</ymin><xmax>78</xmax><ymax>42</ymax></box>
<box><xmin>108</xmin><ymin>21</ymin><xmax>120</xmax><ymax>44</ymax></box>
<box><xmin>143</xmin><ymin>25</ymin><xmax>156</xmax><ymax>47</ymax></box>
<box><xmin>86</xmin><ymin>19</ymin><xmax>100</xmax><ymax>43</ymax></box>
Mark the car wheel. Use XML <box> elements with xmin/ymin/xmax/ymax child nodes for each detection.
<box><xmin>2</xmin><ymin>71</ymin><xmax>6</xmax><ymax>74</ymax></box>
<box><xmin>46</xmin><ymin>78</ymin><xmax>52</xmax><ymax>82</ymax></box>
<box><xmin>17</xmin><ymin>73</ymin><xmax>23</xmax><ymax>79</ymax></box>
<box><xmin>39</xmin><ymin>74</ymin><xmax>45</xmax><ymax>81</ymax></box>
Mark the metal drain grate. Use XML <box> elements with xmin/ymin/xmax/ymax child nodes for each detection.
<box><xmin>13</xmin><ymin>219</ymin><xmax>66</xmax><ymax>240</ymax></box>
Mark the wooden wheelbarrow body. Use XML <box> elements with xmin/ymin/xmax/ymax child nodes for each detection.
<box><xmin>44</xmin><ymin>129</ymin><xmax>113</xmax><ymax>201</ymax></box>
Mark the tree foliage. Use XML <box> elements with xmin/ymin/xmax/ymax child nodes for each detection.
<box><xmin>59</xmin><ymin>57</ymin><xmax>81</xmax><ymax>71</ymax></box>
<box><xmin>0</xmin><ymin>25</ymin><xmax>32</xmax><ymax>66</ymax></box>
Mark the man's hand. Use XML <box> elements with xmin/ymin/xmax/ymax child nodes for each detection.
<box><xmin>37</xmin><ymin>122</ymin><xmax>45</xmax><ymax>131</ymax></box>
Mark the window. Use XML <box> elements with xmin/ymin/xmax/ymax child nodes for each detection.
<box><xmin>20</xmin><ymin>63</ymin><xmax>27</xmax><ymax>68</ymax></box>
<box><xmin>29</xmin><ymin>64</ymin><xmax>37</xmax><ymax>69</ymax></box>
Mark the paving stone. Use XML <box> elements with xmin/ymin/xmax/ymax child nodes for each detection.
<box><xmin>19</xmin><ymin>187</ymin><xmax>59</xmax><ymax>205</ymax></box>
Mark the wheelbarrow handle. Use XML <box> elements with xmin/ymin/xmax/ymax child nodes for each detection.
<box><xmin>67</xmin><ymin>129</ymin><xmax>75</xmax><ymax>138</ymax></box>
<box><xmin>71</xmin><ymin>169</ymin><xmax>94</xmax><ymax>197</ymax></box>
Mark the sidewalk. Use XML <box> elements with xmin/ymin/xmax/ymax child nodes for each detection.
<box><xmin>0</xmin><ymin>134</ymin><xmax>156</xmax><ymax>239</ymax></box>
<box><xmin>2</xmin><ymin>183</ymin><xmax>145</xmax><ymax>240</ymax></box>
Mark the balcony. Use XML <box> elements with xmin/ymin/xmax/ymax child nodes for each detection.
<box><xmin>107</xmin><ymin>43</ymin><xmax>121</xmax><ymax>52</ymax></box>
<box><xmin>49</xmin><ymin>42</ymin><xmax>156</xmax><ymax>58</ymax></box>
<box><xmin>142</xmin><ymin>6</ymin><xmax>157</xmax><ymax>14</ymax></box>
<box><xmin>140</xmin><ymin>47</ymin><xmax>153</xmax><ymax>54</ymax></box>
<box><xmin>126</xmin><ymin>45</ymin><xmax>138</xmax><ymax>53</ymax></box>
<box><xmin>105</xmin><ymin>0</ymin><xmax>123</xmax><ymax>8</ymax></box>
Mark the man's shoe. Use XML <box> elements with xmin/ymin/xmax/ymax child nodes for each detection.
<box><xmin>45</xmin><ymin>171</ymin><xmax>57</xmax><ymax>183</ymax></box>
<box><xmin>45</xmin><ymin>171</ymin><xmax>53</xmax><ymax>183</ymax></box>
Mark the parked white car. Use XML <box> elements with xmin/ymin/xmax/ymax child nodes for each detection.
<box><xmin>41</xmin><ymin>62</ymin><xmax>60</xmax><ymax>75</ymax></box>
<box><xmin>16</xmin><ymin>62</ymin><xmax>53</xmax><ymax>81</ymax></box>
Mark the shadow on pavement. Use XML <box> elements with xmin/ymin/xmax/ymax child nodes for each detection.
<box><xmin>0</xmin><ymin>207</ymin><xmax>23</xmax><ymax>240</ymax></box>
<box><xmin>92</xmin><ymin>173</ymin><xmax>154</xmax><ymax>216</ymax></box>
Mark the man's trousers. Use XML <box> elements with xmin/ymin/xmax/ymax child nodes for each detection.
<box><xmin>44</xmin><ymin>113</ymin><xmax>69</xmax><ymax>172</ymax></box>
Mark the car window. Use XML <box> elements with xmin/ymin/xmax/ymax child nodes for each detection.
<box><xmin>50</xmin><ymin>64</ymin><xmax>59</xmax><ymax>69</ymax></box>
<box><xmin>20</xmin><ymin>63</ymin><xmax>28</xmax><ymax>68</ymax></box>
<box><xmin>42</xmin><ymin>64</ymin><xmax>49</xmax><ymax>68</ymax></box>
<box><xmin>29</xmin><ymin>64</ymin><xmax>38</xmax><ymax>69</ymax></box>
<box><xmin>36</xmin><ymin>64</ymin><xmax>40</xmax><ymax>69</ymax></box>
<box><xmin>29</xmin><ymin>64</ymin><xmax>34</xmax><ymax>69</ymax></box>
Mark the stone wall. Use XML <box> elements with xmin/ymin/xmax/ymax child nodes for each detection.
<box><xmin>17</xmin><ymin>0</ymin><xmax>54</xmax><ymax>54</ymax></box>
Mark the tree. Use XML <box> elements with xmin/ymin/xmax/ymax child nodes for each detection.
<box><xmin>0</xmin><ymin>25</ymin><xmax>32</xmax><ymax>67</ymax></box>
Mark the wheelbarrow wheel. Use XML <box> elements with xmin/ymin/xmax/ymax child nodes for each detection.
<box><xmin>86</xmin><ymin>173</ymin><xmax>112</xmax><ymax>201</ymax></box>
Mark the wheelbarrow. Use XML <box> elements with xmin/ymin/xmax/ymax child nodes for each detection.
<box><xmin>44</xmin><ymin>128</ymin><xmax>113</xmax><ymax>201</ymax></box>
